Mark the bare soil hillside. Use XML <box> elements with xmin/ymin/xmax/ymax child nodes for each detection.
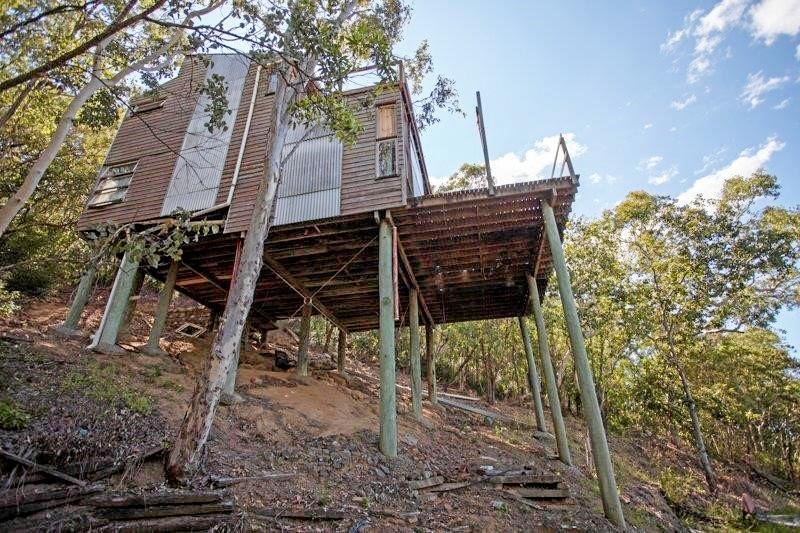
<box><xmin>0</xmin><ymin>292</ymin><xmax>797</xmax><ymax>531</ymax></box>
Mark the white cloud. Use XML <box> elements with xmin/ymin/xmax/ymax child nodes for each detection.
<box><xmin>643</xmin><ymin>122</ymin><xmax>653</xmax><ymax>130</ymax></box>
<box><xmin>663</xmin><ymin>0</ymin><xmax>760</xmax><ymax>82</ymax></box>
<box><xmin>637</xmin><ymin>155</ymin><xmax>664</xmax><ymax>171</ymax></box>
<box><xmin>669</xmin><ymin>126</ymin><xmax>678</xmax><ymax>132</ymax></box>
<box><xmin>695</xmin><ymin>146</ymin><xmax>729</xmax><ymax>174</ymax></box>
<box><xmin>678</xmin><ymin>136</ymin><xmax>785</xmax><ymax>204</ymax></box>
<box><xmin>740</xmin><ymin>71</ymin><xmax>790</xmax><ymax>108</ymax></box>
<box><xmin>671</xmin><ymin>94</ymin><xmax>697</xmax><ymax>110</ymax></box>
<box><xmin>648</xmin><ymin>166</ymin><xmax>678</xmax><ymax>185</ymax></box>
<box><xmin>489</xmin><ymin>133</ymin><xmax>587</xmax><ymax>184</ymax></box>
<box><xmin>750</xmin><ymin>0</ymin><xmax>800</xmax><ymax>44</ymax></box>
<box><xmin>796</xmin><ymin>43</ymin><xmax>800</xmax><ymax>59</ymax></box>
<box><xmin>773</xmin><ymin>97</ymin><xmax>791</xmax><ymax>109</ymax></box>
<box><xmin>588</xmin><ymin>173</ymin><xmax>618</xmax><ymax>185</ymax></box>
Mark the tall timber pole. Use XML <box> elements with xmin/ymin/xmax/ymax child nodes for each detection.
<box><xmin>518</xmin><ymin>316</ymin><xmax>546</xmax><ymax>432</ymax></box>
<box><xmin>142</xmin><ymin>259</ymin><xmax>179</xmax><ymax>356</ymax></box>
<box><xmin>541</xmin><ymin>198</ymin><xmax>625</xmax><ymax>528</ymax></box>
<box><xmin>409</xmin><ymin>288</ymin><xmax>422</xmax><ymax>420</ymax></box>
<box><xmin>425</xmin><ymin>324</ymin><xmax>438</xmax><ymax>405</ymax></box>
<box><xmin>296</xmin><ymin>300</ymin><xmax>312</xmax><ymax>377</ymax></box>
<box><xmin>337</xmin><ymin>329</ymin><xmax>347</xmax><ymax>376</ymax></box>
<box><xmin>527</xmin><ymin>273</ymin><xmax>572</xmax><ymax>466</ymax></box>
<box><xmin>475</xmin><ymin>91</ymin><xmax>496</xmax><ymax>196</ymax></box>
<box><xmin>56</xmin><ymin>262</ymin><xmax>98</xmax><ymax>336</ymax></box>
<box><xmin>88</xmin><ymin>251</ymin><xmax>140</xmax><ymax>355</ymax></box>
<box><xmin>378</xmin><ymin>216</ymin><xmax>397</xmax><ymax>457</ymax></box>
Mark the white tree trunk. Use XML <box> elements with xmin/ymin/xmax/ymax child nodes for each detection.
<box><xmin>166</xmin><ymin>71</ymin><xmax>303</xmax><ymax>482</ymax></box>
<box><xmin>0</xmin><ymin>77</ymin><xmax>102</xmax><ymax>236</ymax></box>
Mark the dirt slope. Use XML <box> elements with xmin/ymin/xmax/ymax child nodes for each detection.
<box><xmin>1</xmin><ymin>293</ymin><xmax>796</xmax><ymax>531</ymax></box>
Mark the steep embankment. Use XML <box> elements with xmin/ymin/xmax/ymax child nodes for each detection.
<box><xmin>0</xmin><ymin>293</ymin><xmax>796</xmax><ymax>531</ymax></box>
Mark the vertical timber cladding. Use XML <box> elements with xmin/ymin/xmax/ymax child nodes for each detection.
<box><xmin>75</xmin><ymin>58</ymin><xmax>206</xmax><ymax>231</ymax></box>
<box><xmin>160</xmin><ymin>54</ymin><xmax>251</xmax><ymax>215</ymax></box>
<box><xmin>273</xmin><ymin>124</ymin><xmax>343</xmax><ymax>225</ymax></box>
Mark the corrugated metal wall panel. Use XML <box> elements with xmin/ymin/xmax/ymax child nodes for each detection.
<box><xmin>274</xmin><ymin>188</ymin><xmax>340</xmax><ymax>225</ymax></box>
<box><xmin>161</xmin><ymin>55</ymin><xmax>250</xmax><ymax>215</ymax></box>
<box><xmin>272</xmin><ymin>123</ymin><xmax>342</xmax><ymax>225</ymax></box>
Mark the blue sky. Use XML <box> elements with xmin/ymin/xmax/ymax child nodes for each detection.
<box><xmin>397</xmin><ymin>0</ymin><xmax>799</xmax><ymax>352</ymax></box>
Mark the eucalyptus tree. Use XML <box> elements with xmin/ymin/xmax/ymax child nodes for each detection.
<box><xmin>0</xmin><ymin>0</ymin><xmax>231</xmax><ymax>236</ymax></box>
<box><xmin>613</xmin><ymin>171</ymin><xmax>800</xmax><ymax>492</ymax></box>
<box><xmin>165</xmin><ymin>0</ymin><xmax>460</xmax><ymax>482</ymax></box>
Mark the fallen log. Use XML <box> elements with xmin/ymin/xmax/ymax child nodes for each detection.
<box><xmin>252</xmin><ymin>507</ymin><xmax>346</xmax><ymax>520</ymax></box>
<box><xmin>86</xmin><ymin>490</ymin><xmax>225</xmax><ymax>508</ymax></box>
<box><xmin>97</xmin><ymin>501</ymin><xmax>234</xmax><ymax>521</ymax></box>
<box><xmin>97</xmin><ymin>513</ymin><xmax>232</xmax><ymax>532</ymax></box>
<box><xmin>0</xmin><ymin>483</ymin><xmax>103</xmax><ymax>509</ymax></box>
<box><xmin>0</xmin><ymin>448</ymin><xmax>86</xmax><ymax>487</ymax></box>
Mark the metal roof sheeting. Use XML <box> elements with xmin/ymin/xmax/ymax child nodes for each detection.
<box><xmin>161</xmin><ymin>55</ymin><xmax>250</xmax><ymax>215</ymax></box>
<box><xmin>274</xmin><ymin>124</ymin><xmax>342</xmax><ymax>225</ymax></box>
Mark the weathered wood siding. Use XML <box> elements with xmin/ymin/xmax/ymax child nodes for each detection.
<box><xmin>339</xmin><ymin>88</ymin><xmax>406</xmax><ymax>216</ymax></box>
<box><xmin>77</xmin><ymin>57</ymin><xmax>207</xmax><ymax>231</ymax></box>
<box><xmin>77</xmin><ymin>61</ymin><xmax>410</xmax><ymax>234</ymax></box>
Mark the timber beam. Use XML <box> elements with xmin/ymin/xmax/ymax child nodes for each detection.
<box><xmin>262</xmin><ymin>253</ymin><xmax>348</xmax><ymax>334</ymax></box>
<box><xmin>386</xmin><ymin>211</ymin><xmax>434</xmax><ymax>327</ymax></box>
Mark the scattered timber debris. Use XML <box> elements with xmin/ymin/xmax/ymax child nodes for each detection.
<box><xmin>488</xmin><ymin>471</ymin><xmax>573</xmax><ymax>506</ymax></box>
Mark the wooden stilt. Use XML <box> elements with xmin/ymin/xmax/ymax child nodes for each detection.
<box><xmin>541</xmin><ymin>199</ymin><xmax>625</xmax><ymax>528</ymax></box>
<box><xmin>409</xmin><ymin>288</ymin><xmax>422</xmax><ymax>420</ymax></box>
<box><xmin>425</xmin><ymin>324</ymin><xmax>438</xmax><ymax>405</ymax></box>
<box><xmin>296</xmin><ymin>300</ymin><xmax>312</xmax><ymax>377</ymax></box>
<box><xmin>119</xmin><ymin>267</ymin><xmax>145</xmax><ymax>336</ymax></box>
<box><xmin>527</xmin><ymin>273</ymin><xmax>572</xmax><ymax>466</ymax></box>
<box><xmin>55</xmin><ymin>262</ymin><xmax>98</xmax><ymax>336</ymax></box>
<box><xmin>142</xmin><ymin>260</ymin><xmax>179</xmax><ymax>356</ymax></box>
<box><xmin>337</xmin><ymin>329</ymin><xmax>347</xmax><ymax>376</ymax></box>
<box><xmin>518</xmin><ymin>316</ymin><xmax>546</xmax><ymax>432</ymax></box>
<box><xmin>378</xmin><ymin>217</ymin><xmax>397</xmax><ymax>457</ymax></box>
<box><xmin>88</xmin><ymin>252</ymin><xmax>140</xmax><ymax>355</ymax></box>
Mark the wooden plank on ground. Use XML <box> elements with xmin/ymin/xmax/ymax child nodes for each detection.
<box><xmin>428</xmin><ymin>481</ymin><xmax>473</xmax><ymax>493</ymax></box>
<box><xmin>97</xmin><ymin>501</ymin><xmax>234</xmax><ymax>520</ymax></box>
<box><xmin>509</xmin><ymin>487</ymin><xmax>569</xmax><ymax>499</ymax></box>
<box><xmin>408</xmin><ymin>476</ymin><xmax>444</xmax><ymax>490</ymax></box>
<box><xmin>86</xmin><ymin>491</ymin><xmax>224</xmax><ymax>508</ymax></box>
<box><xmin>486</xmin><ymin>474</ymin><xmax>561</xmax><ymax>485</ymax></box>
<box><xmin>0</xmin><ymin>448</ymin><xmax>87</xmax><ymax>487</ymax></box>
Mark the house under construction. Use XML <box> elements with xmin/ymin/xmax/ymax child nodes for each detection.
<box><xmin>59</xmin><ymin>55</ymin><xmax>626</xmax><ymax>526</ymax></box>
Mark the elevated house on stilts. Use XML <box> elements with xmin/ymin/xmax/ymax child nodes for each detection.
<box><xmin>63</xmin><ymin>55</ymin><xmax>626</xmax><ymax>526</ymax></box>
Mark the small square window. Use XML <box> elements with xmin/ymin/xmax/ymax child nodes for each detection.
<box><xmin>87</xmin><ymin>161</ymin><xmax>137</xmax><ymax>207</ymax></box>
<box><xmin>376</xmin><ymin>139</ymin><xmax>396</xmax><ymax>178</ymax></box>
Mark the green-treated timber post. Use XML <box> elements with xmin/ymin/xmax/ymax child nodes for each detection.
<box><xmin>142</xmin><ymin>260</ymin><xmax>179</xmax><ymax>356</ymax></box>
<box><xmin>527</xmin><ymin>273</ymin><xmax>572</xmax><ymax>466</ymax></box>
<box><xmin>425</xmin><ymin>324</ymin><xmax>438</xmax><ymax>405</ymax></box>
<box><xmin>378</xmin><ymin>218</ymin><xmax>397</xmax><ymax>457</ymax></box>
<box><xmin>59</xmin><ymin>262</ymin><xmax>98</xmax><ymax>333</ymax></box>
<box><xmin>409</xmin><ymin>288</ymin><xmax>422</xmax><ymax>420</ymax></box>
<box><xmin>541</xmin><ymin>199</ymin><xmax>625</xmax><ymax>528</ymax></box>
<box><xmin>517</xmin><ymin>316</ymin><xmax>546</xmax><ymax>432</ymax></box>
<box><xmin>337</xmin><ymin>329</ymin><xmax>347</xmax><ymax>375</ymax></box>
<box><xmin>119</xmin><ymin>267</ymin><xmax>145</xmax><ymax>336</ymax></box>
<box><xmin>89</xmin><ymin>252</ymin><xmax>140</xmax><ymax>355</ymax></box>
<box><xmin>297</xmin><ymin>300</ymin><xmax>312</xmax><ymax>376</ymax></box>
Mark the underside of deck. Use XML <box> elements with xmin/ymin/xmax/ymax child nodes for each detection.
<box><xmin>145</xmin><ymin>176</ymin><xmax>578</xmax><ymax>332</ymax></box>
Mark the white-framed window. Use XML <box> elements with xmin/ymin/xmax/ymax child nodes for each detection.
<box><xmin>376</xmin><ymin>139</ymin><xmax>397</xmax><ymax>178</ymax></box>
<box><xmin>376</xmin><ymin>104</ymin><xmax>397</xmax><ymax>178</ymax></box>
<box><xmin>87</xmin><ymin>161</ymin><xmax>137</xmax><ymax>207</ymax></box>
